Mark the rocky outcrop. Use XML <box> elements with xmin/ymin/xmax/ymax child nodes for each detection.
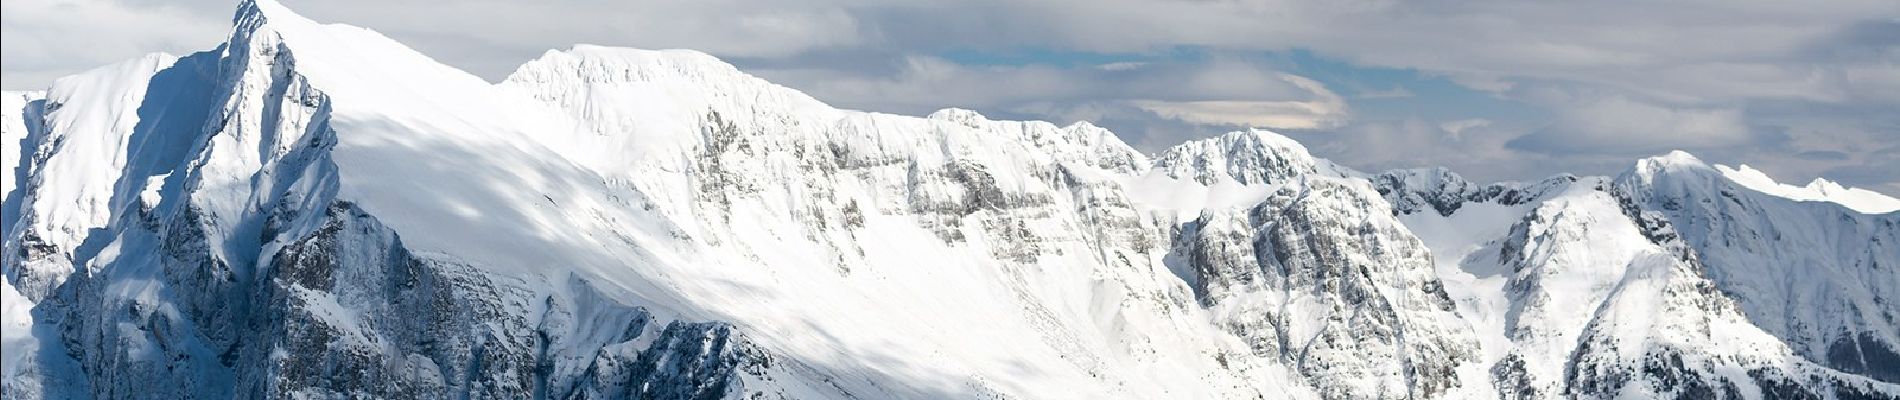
<box><xmin>1172</xmin><ymin>176</ymin><xmax>1476</xmax><ymax>399</ymax></box>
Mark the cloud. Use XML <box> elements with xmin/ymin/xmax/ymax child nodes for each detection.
<box><xmin>1820</xmin><ymin>145</ymin><xmax>1900</xmax><ymax>195</ymax></box>
<box><xmin>1</xmin><ymin>0</ymin><xmax>225</xmax><ymax>89</ymax></box>
<box><xmin>1356</xmin><ymin>86</ymin><xmax>1414</xmax><ymax>99</ymax></box>
<box><xmin>1290</xmin><ymin>117</ymin><xmax>1577</xmax><ymax>182</ymax></box>
<box><xmin>745</xmin><ymin>54</ymin><xmax>1351</xmax><ymax>152</ymax></box>
<box><xmin>1132</xmin><ymin>99</ymin><xmax>1344</xmax><ymax>129</ymax></box>
<box><xmin>1129</xmin><ymin>74</ymin><xmax>1347</xmax><ymax>129</ymax></box>
<box><xmin>1438</xmin><ymin>119</ymin><xmax>1491</xmax><ymax>140</ymax></box>
<box><xmin>17</xmin><ymin>0</ymin><xmax>1890</xmax><ymax>98</ymax></box>
<box><xmin>748</xmin><ymin>54</ymin><xmax>1345</xmax><ymax>133</ymax></box>
<box><xmin>1508</xmin><ymin>95</ymin><xmax>1755</xmax><ymax>154</ymax></box>
<box><xmin>1795</xmin><ymin>150</ymin><xmax>1850</xmax><ymax>161</ymax></box>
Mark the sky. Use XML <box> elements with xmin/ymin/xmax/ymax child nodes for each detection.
<box><xmin>4</xmin><ymin>0</ymin><xmax>1897</xmax><ymax>194</ymax></box>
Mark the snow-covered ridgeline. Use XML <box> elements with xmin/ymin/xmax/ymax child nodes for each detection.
<box><xmin>0</xmin><ymin>0</ymin><xmax>1896</xmax><ymax>399</ymax></box>
<box><xmin>1716</xmin><ymin>163</ymin><xmax>1900</xmax><ymax>214</ymax></box>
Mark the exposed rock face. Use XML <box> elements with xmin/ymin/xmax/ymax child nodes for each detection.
<box><xmin>2</xmin><ymin>1</ymin><xmax>1897</xmax><ymax>399</ymax></box>
<box><xmin>1174</xmin><ymin>177</ymin><xmax>1476</xmax><ymax>400</ymax></box>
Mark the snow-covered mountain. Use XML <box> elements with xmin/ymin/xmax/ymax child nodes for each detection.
<box><xmin>1374</xmin><ymin>159</ymin><xmax>1898</xmax><ymax>399</ymax></box>
<box><xmin>2</xmin><ymin>1</ymin><xmax>1896</xmax><ymax>399</ymax></box>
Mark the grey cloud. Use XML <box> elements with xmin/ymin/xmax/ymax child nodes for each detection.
<box><xmin>1800</xmin><ymin>19</ymin><xmax>1900</xmax><ymax>63</ymax></box>
<box><xmin>1355</xmin><ymin>86</ymin><xmax>1414</xmax><ymax>99</ymax></box>
<box><xmin>746</xmin><ymin>54</ymin><xmax>1341</xmax><ymax>122</ymax></box>
<box><xmin>1820</xmin><ymin>148</ymin><xmax>1900</xmax><ymax>194</ymax></box>
<box><xmin>1795</xmin><ymin>150</ymin><xmax>1851</xmax><ymax>161</ymax></box>
<box><xmin>1506</xmin><ymin>95</ymin><xmax>1759</xmax><ymax>155</ymax></box>
<box><xmin>1</xmin><ymin>0</ymin><xmax>226</xmax><ymax>89</ymax></box>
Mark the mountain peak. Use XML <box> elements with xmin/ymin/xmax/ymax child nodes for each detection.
<box><xmin>1803</xmin><ymin>177</ymin><xmax>1846</xmax><ymax>193</ymax></box>
<box><xmin>1647</xmin><ymin>150</ymin><xmax>1708</xmax><ymax>168</ymax></box>
<box><xmin>1623</xmin><ymin>150</ymin><xmax>1718</xmax><ymax>186</ymax></box>
<box><xmin>1149</xmin><ymin>128</ymin><xmax>1327</xmax><ymax>185</ymax></box>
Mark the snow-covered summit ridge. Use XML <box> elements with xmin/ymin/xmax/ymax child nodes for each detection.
<box><xmin>503</xmin><ymin>44</ymin><xmax>839</xmax><ymax>131</ymax></box>
<box><xmin>1623</xmin><ymin>150</ymin><xmax>1898</xmax><ymax>214</ymax></box>
<box><xmin>498</xmin><ymin>42</ymin><xmax>1870</xmax><ymax>218</ymax></box>
<box><xmin>1717</xmin><ymin>164</ymin><xmax>1899</xmax><ymax>214</ymax></box>
<box><xmin>500</xmin><ymin>41</ymin><xmax>1172</xmax><ymax>177</ymax></box>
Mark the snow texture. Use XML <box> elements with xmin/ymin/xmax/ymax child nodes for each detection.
<box><xmin>1</xmin><ymin>1</ymin><xmax>1896</xmax><ymax>399</ymax></box>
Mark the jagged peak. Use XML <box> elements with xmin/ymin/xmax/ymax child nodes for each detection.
<box><xmin>233</xmin><ymin>0</ymin><xmax>278</xmax><ymax>22</ymax></box>
<box><xmin>231</xmin><ymin>0</ymin><xmax>321</xmax><ymax>35</ymax></box>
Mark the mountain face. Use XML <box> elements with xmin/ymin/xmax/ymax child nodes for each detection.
<box><xmin>1</xmin><ymin>1</ymin><xmax>1896</xmax><ymax>399</ymax></box>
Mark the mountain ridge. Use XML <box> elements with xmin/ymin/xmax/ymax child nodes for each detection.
<box><xmin>2</xmin><ymin>1</ymin><xmax>1896</xmax><ymax>399</ymax></box>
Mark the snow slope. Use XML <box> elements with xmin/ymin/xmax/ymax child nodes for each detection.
<box><xmin>1</xmin><ymin>1</ymin><xmax>1895</xmax><ymax>399</ymax></box>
